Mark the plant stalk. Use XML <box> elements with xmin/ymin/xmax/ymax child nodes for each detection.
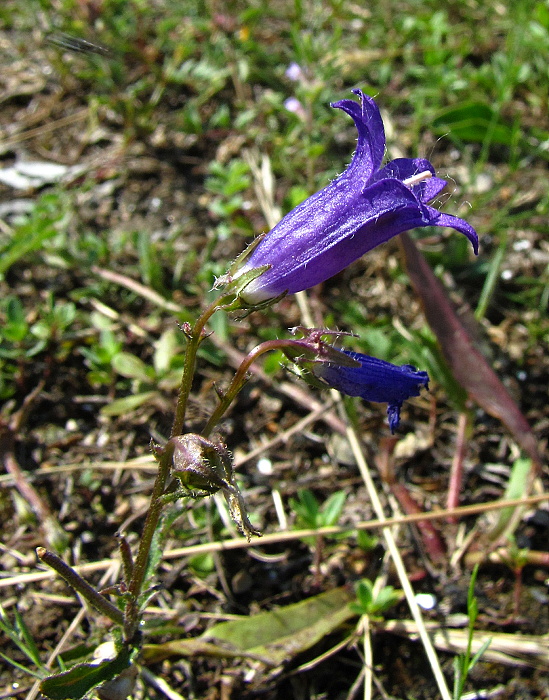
<box><xmin>170</xmin><ymin>298</ymin><xmax>222</xmax><ymax>437</ymax></box>
<box><xmin>201</xmin><ymin>338</ymin><xmax>300</xmax><ymax>437</ymax></box>
<box><xmin>36</xmin><ymin>548</ymin><xmax>124</xmax><ymax>626</ymax></box>
<box><xmin>124</xmin><ymin>441</ymin><xmax>174</xmax><ymax>640</ymax></box>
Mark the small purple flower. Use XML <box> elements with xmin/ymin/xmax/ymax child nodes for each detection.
<box><xmin>234</xmin><ymin>89</ymin><xmax>478</xmax><ymax>304</ymax></box>
<box><xmin>284</xmin><ymin>97</ymin><xmax>307</xmax><ymax>120</ymax></box>
<box><xmin>285</xmin><ymin>62</ymin><xmax>304</xmax><ymax>82</ymax></box>
<box><xmin>313</xmin><ymin>350</ymin><xmax>429</xmax><ymax>433</ymax></box>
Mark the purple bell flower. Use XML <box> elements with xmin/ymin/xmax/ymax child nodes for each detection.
<box><xmin>235</xmin><ymin>89</ymin><xmax>478</xmax><ymax>304</ymax></box>
<box><xmin>312</xmin><ymin>349</ymin><xmax>429</xmax><ymax>433</ymax></box>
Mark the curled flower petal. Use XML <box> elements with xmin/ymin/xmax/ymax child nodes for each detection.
<box><xmin>331</xmin><ymin>90</ymin><xmax>386</xmax><ymax>184</ymax></box>
<box><xmin>232</xmin><ymin>89</ymin><xmax>478</xmax><ymax>305</ymax></box>
<box><xmin>373</xmin><ymin>158</ymin><xmax>446</xmax><ymax>201</ymax></box>
<box><xmin>313</xmin><ymin>350</ymin><xmax>429</xmax><ymax>433</ymax></box>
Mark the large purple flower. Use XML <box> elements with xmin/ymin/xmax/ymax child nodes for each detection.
<box><xmin>312</xmin><ymin>349</ymin><xmax>429</xmax><ymax>433</ymax></box>
<box><xmin>234</xmin><ymin>89</ymin><xmax>478</xmax><ymax>304</ymax></box>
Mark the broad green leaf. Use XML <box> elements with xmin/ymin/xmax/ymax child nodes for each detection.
<box><xmin>356</xmin><ymin>530</ymin><xmax>378</xmax><ymax>551</ymax></box>
<box><xmin>203</xmin><ymin>587</ymin><xmax>355</xmax><ymax>666</ymax></box>
<box><xmin>100</xmin><ymin>391</ymin><xmax>158</xmax><ymax>416</ymax></box>
<box><xmin>350</xmin><ymin>580</ymin><xmax>402</xmax><ymax>617</ymax></box>
<box><xmin>351</xmin><ymin>579</ymin><xmax>373</xmax><ymax>614</ymax></box>
<box><xmin>432</xmin><ymin>102</ymin><xmax>515</xmax><ymax>145</ymax></box>
<box><xmin>490</xmin><ymin>457</ymin><xmax>532</xmax><ymax>541</ymax></box>
<box><xmin>112</xmin><ymin>352</ymin><xmax>152</xmax><ymax>382</ymax></box>
<box><xmin>142</xmin><ymin>639</ymin><xmax>250</xmax><ymax>665</ymax></box>
<box><xmin>153</xmin><ymin>328</ymin><xmax>181</xmax><ymax>375</ymax></box>
<box><xmin>188</xmin><ymin>552</ymin><xmax>215</xmax><ymax>576</ymax></box>
<box><xmin>143</xmin><ymin>588</ymin><xmax>355</xmax><ymax>667</ymax></box>
<box><xmin>4</xmin><ymin>297</ymin><xmax>28</xmax><ymax>342</ymax></box>
<box><xmin>52</xmin><ymin>301</ymin><xmax>77</xmax><ymax>330</ymax></box>
<box><xmin>371</xmin><ymin>586</ymin><xmax>403</xmax><ymax>614</ymax></box>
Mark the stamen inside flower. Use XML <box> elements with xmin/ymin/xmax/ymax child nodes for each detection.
<box><xmin>402</xmin><ymin>170</ymin><xmax>432</xmax><ymax>187</ymax></box>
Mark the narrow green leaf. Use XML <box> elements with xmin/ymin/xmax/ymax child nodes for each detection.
<box><xmin>291</xmin><ymin>489</ymin><xmax>320</xmax><ymax>526</ymax></box>
<box><xmin>469</xmin><ymin>637</ymin><xmax>492</xmax><ymax>671</ymax></box>
<box><xmin>40</xmin><ymin>647</ymin><xmax>132</xmax><ymax>700</ymax></box>
<box><xmin>467</xmin><ymin>564</ymin><xmax>479</xmax><ymax>613</ymax></box>
<box><xmin>474</xmin><ymin>239</ymin><xmax>507</xmax><ymax>321</ymax></box>
<box><xmin>453</xmin><ymin>655</ymin><xmax>463</xmax><ymax>699</ymax></box>
<box><xmin>0</xmin><ymin>652</ymin><xmax>43</xmax><ymax>679</ymax></box>
<box><xmin>14</xmin><ymin>609</ymin><xmax>42</xmax><ymax>666</ymax></box>
<box><xmin>321</xmin><ymin>490</ymin><xmax>346</xmax><ymax>527</ymax></box>
<box><xmin>0</xmin><ymin>222</ymin><xmax>57</xmax><ymax>276</ymax></box>
<box><xmin>0</xmin><ymin>604</ymin><xmax>42</xmax><ymax>665</ymax></box>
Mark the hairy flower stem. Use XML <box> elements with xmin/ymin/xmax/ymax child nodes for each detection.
<box><xmin>124</xmin><ymin>293</ymin><xmax>242</xmax><ymax>640</ymax></box>
<box><xmin>201</xmin><ymin>339</ymin><xmax>296</xmax><ymax>438</ymax></box>
<box><xmin>124</xmin><ymin>440</ymin><xmax>174</xmax><ymax>641</ymax></box>
<box><xmin>171</xmin><ymin>296</ymin><xmax>232</xmax><ymax>438</ymax></box>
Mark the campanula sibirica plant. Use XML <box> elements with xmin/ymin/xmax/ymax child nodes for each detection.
<box><xmin>35</xmin><ymin>86</ymin><xmax>479</xmax><ymax>700</ymax></box>
<box><xmin>229</xmin><ymin>89</ymin><xmax>478</xmax><ymax>305</ymax></box>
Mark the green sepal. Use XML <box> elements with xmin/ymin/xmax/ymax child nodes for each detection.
<box><xmin>215</xmin><ymin>235</ymin><xmax>291</xmax><ymax>311</ymax></box>
<box><xmin>224</xmin><ymin>233</ymin><xmax>267</xmax><ymax>273</ymax></box>
<box><xmin>217</xmin><ymin>265</ymin><xmax>272</xmax><ymax>305</ymax></box>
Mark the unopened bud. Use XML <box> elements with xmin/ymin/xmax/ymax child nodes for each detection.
<box><xmin>167</xmin><ymin>434</ymin><xmax>261</xmax><ymax>540</ymax></box>
<box><xmin>170</xmin><ymin>434</ymin><xmax>233</xmax><ymax>496</ymax></box>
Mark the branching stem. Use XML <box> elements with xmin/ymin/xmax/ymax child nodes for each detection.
<box><xmin>201</xmin><ymin>339</ymin><xmax>298</xmax><ymax>437</ymax></box>
<box><xmin>37</xmin><ymin>548</ymin><xmax>124</xmax><ymax>626</ymax></box>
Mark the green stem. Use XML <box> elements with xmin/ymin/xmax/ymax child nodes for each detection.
<box><xmin>171</xmin><ymin>296</ymin><xmax>231</xmax><ymax>438</ymax></box>
<box><xmin>124</xmin><ymin>293</ymin><xmax>238</xmax><ymax>640</ymax></box>
<box><xmin>124</xmin><ymin>441</ymin><xmax>174</xmax><ymax>640</ymax></box>
<box><xmin>201</xmin><ymin>339</ymin><xmax>292</xmax><ymax>437</ymax></box>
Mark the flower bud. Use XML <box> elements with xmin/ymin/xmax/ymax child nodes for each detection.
<box><xmin>168</xmin><ymin>434</ymin><xmax>260</xmax><ymax>540</ymax></box>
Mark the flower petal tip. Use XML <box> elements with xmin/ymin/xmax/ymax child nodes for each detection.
<box><xmin>387</xmin><ymin>403</ymin><xmax>403</xmax><ymax>434</ymax></box>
